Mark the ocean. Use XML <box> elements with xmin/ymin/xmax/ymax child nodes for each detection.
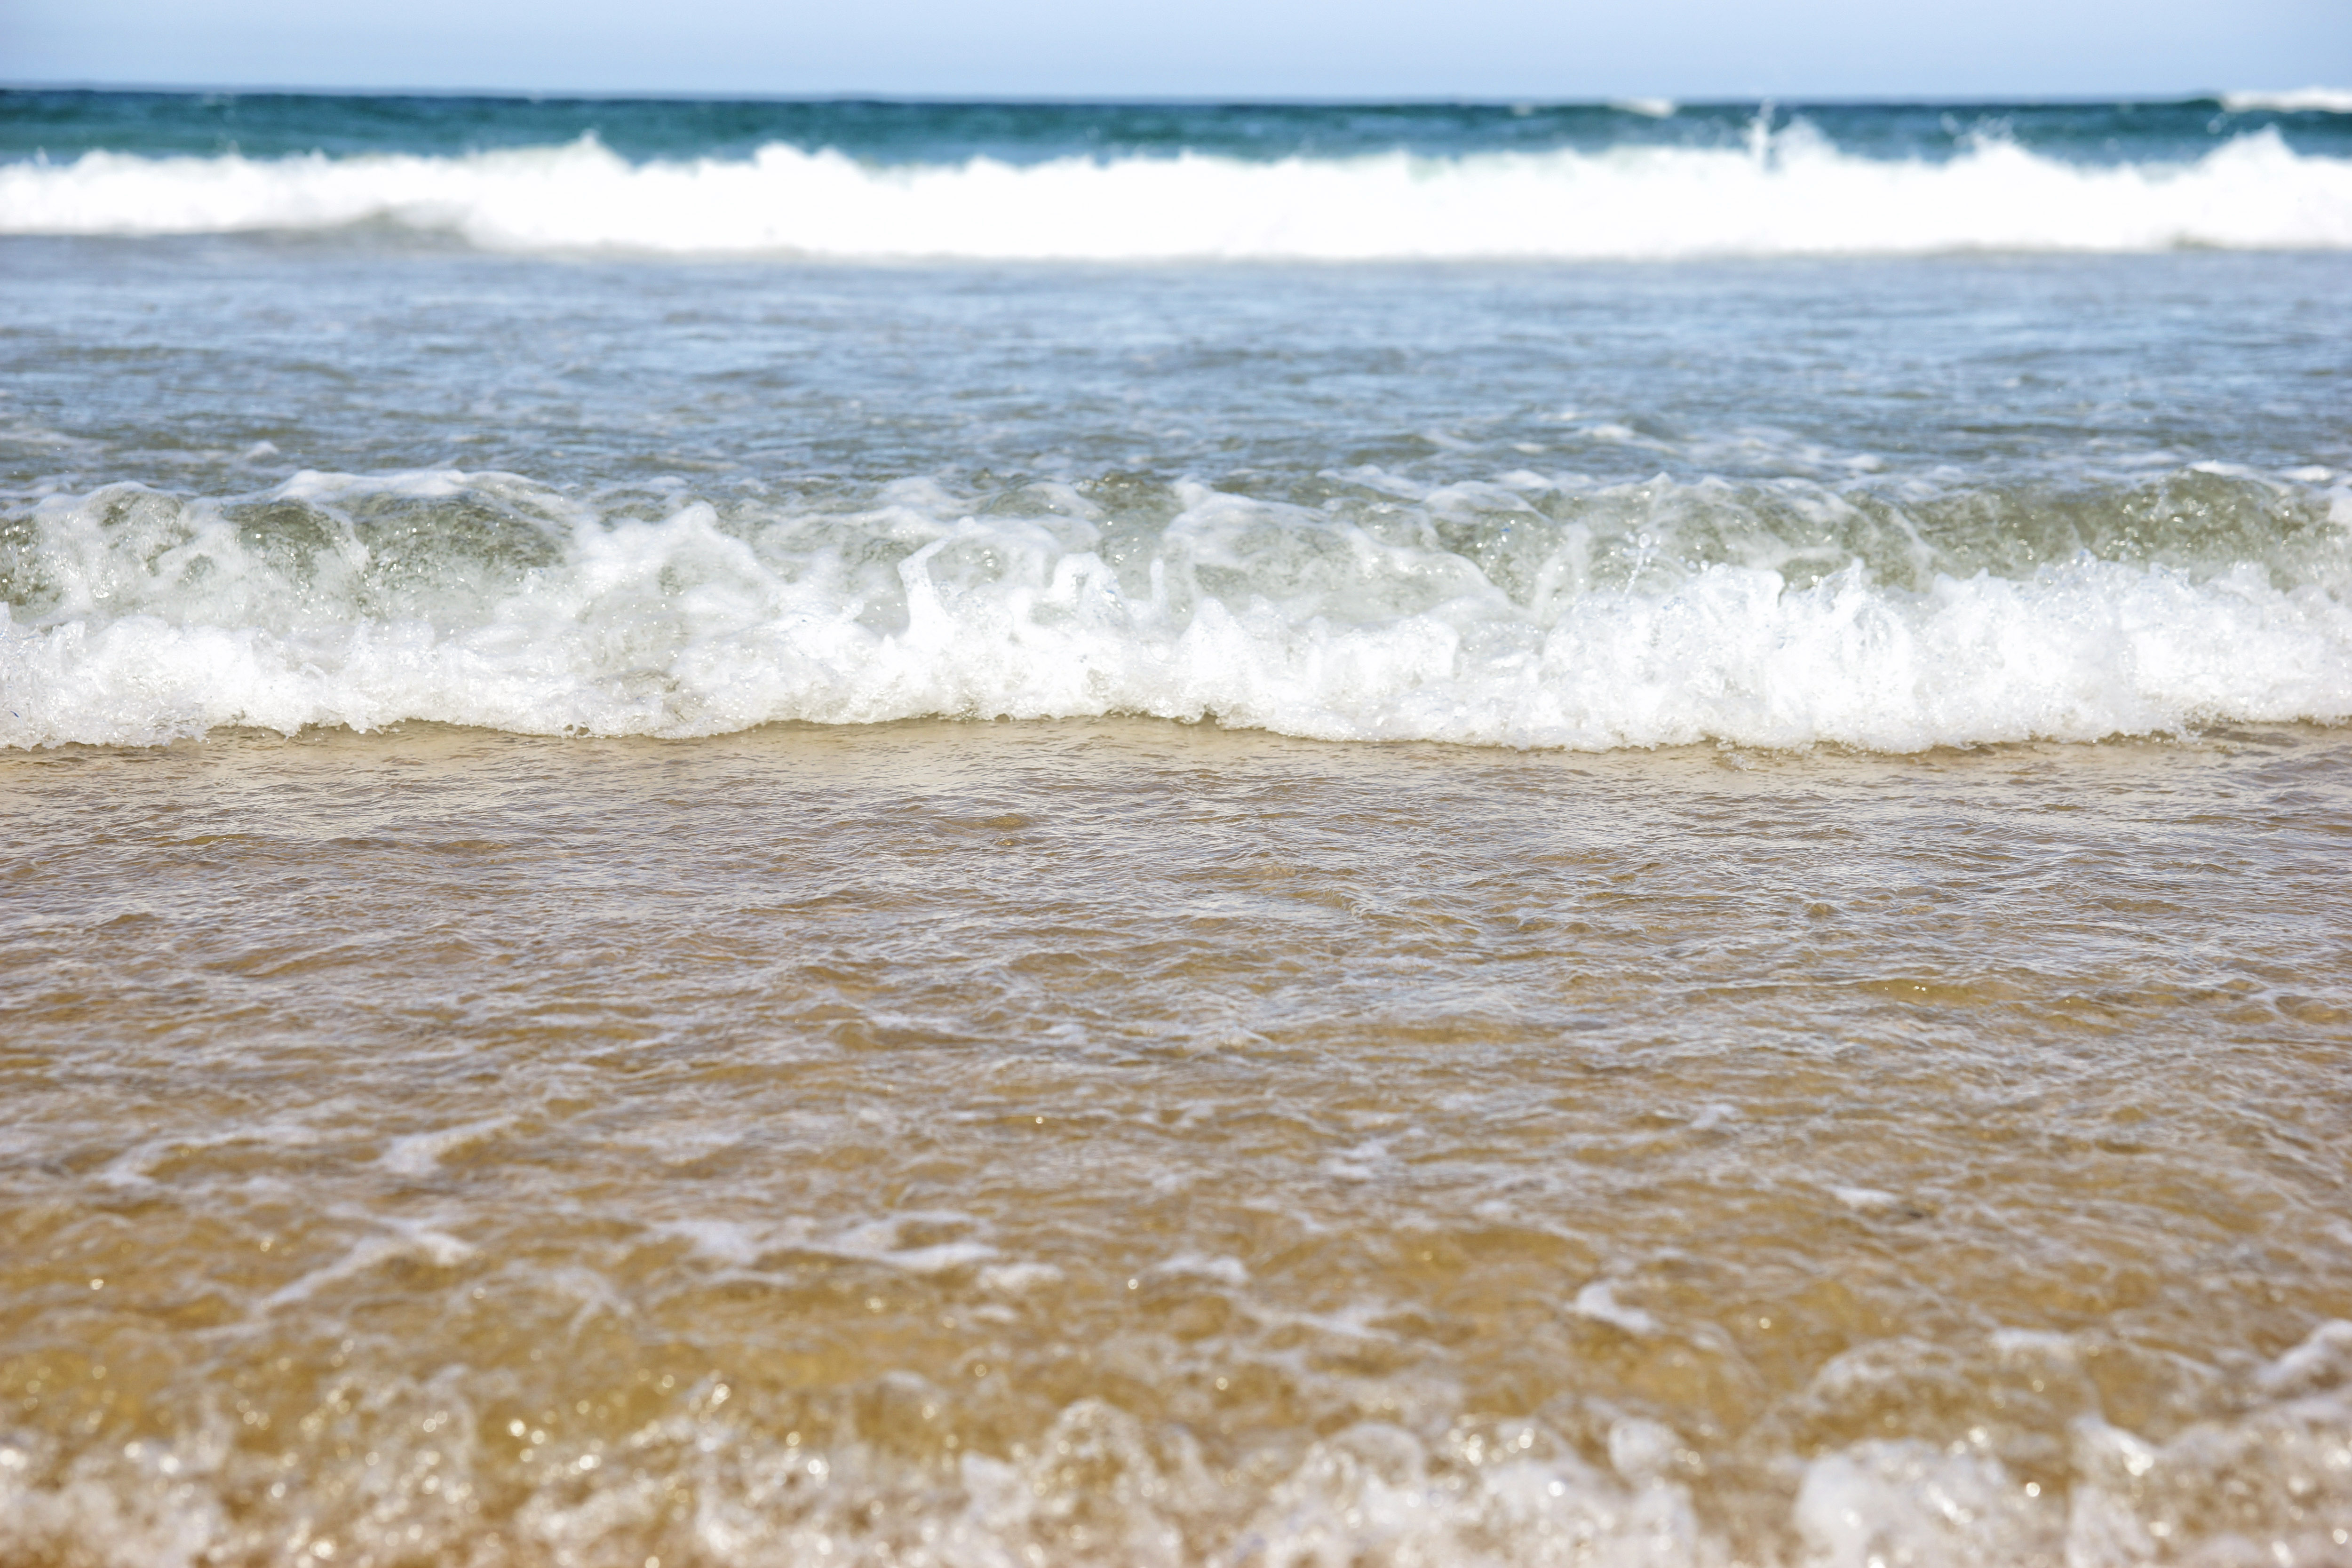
<box><xmin>1</xmin><ymin>88</ymin><xmax>2350</xmax><ymax>1568</ymax></box>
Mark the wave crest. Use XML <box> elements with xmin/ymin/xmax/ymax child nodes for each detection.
<box><xmin>5</xmin><ymin>469</ymin><xmax>2349</xmax><ymax>751</ymax></box>
<box><xmin>3</xmin><ymin>127</ymin><xmax>2349</xmax><ymax>258</ymax></box>
<box><xmin>2222</xmin><ymin>87</ymin><xmax>2352</xmax><ymax>115</ymax></box>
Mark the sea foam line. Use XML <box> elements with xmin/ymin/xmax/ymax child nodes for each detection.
<box><xmin>2</xmin><ymin>127</ymin><xmax>2349</xmax><ymax>257</ymax></box>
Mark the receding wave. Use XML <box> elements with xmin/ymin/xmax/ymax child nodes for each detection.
<box><xmin>5</xmin><ymin>465</ymin><xmax>2348</xmax><ymax>752</ymax></box>
<box><xmin>3</xmin><ymin>126</ymin><xmax>2349</xmax><ymax>257</ymax></box>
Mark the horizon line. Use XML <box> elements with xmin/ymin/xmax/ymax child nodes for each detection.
<box><xmin>4</xmin><ymin>81</ymin><xmax>2301</xmax><ymax>107</ymax></box>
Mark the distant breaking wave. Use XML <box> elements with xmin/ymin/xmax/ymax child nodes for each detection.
<box><xmin>2222</xmin><ymin>88</ymin><xmax>2352</xmax><ymax>115</ymax></box>
<box><xmin>3</xmin><ymin>126</ymin><xmax>2349</xmax><ymax>258</ymax></box>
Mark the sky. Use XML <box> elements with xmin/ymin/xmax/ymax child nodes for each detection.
<box><xmin>4</xmin><ymin>0</ymin><xmax>2346</xmax><ymax>100</ymax></box>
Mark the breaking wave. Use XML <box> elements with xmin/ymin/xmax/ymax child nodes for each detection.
<box><xmin>3</xmin><ymin>125</ymin><xmax>2350</xmax><ymax>258</ymax></box>
<box><xmin>2221</xmin><ymin>87</ymin><xmax>2352</xmax><ymax>115</ymax></box>
<box><xmin>5</xmin><ymin>466</ymin><xmax>2349</xmax><ymax>752</ymax></box>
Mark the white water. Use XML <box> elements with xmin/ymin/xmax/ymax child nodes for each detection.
<box><xmin>4</xmin><ymin>127</ymin><xmax>2350</xmax><ymax>258</ymax></box>
<box><xmin>2223</xmin><ymin>87</ymin><xmax>2352</xmax><ymax>115</ymax></box>
<box><xmin>4</xmin><ymin>1322</ymin><xmax>2349</xmax><ymax>1568</ymax></box>
<box><xmin>6</xmin><ymin>472</ymin><xmax>2350</xmax><ymax>752</ymax></box>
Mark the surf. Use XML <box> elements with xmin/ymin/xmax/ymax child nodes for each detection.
<box><xmin>6</xmin><ymin>466</ymin><xmax>2348</xmax><ymax>751</ymax></box>
<box><xmin>4</xmin><ymin>124</ymin><xmax>2349</xmax><ymax>257</ymax></box>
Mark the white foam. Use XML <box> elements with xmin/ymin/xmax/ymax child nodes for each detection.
<box><xmin>661</xmin><ymin>1218</ymin><xmax>764</xmax><ymax>1266</ymax></box>
<box><xmin>1573</xmin><ymin>1281</ymin><xmax>1664</xmax><ymax>1336</ymax></box>
<box><xmin>6</xmin><ymin>470</ymin><xmax>2350</xmax><ymax>755</ymax></box>
<box><xmin>1</xmin><ymin>126</ymin><xmax>2347</xmax><ymax>258</ymax></box>
<box><xmin>646</xmin><ymin>1213</ymin><xmax>998</xmax><ymax>1275</ymax></box>
<box><xmin>2223</xmin><ymin>88</ymin><xmax>2352</xmax><ymax>115</ymax></box>
<box><xmin>812</xmin><ymin>1215</ymin><xmax>991</xmax><ymax>1271</ymax></box>
<box><xmin>2255</xmin><ymin>1317</ymin><xmax>2352</xmax><ymax>1396</ymax></box>
<box><xmin>1829</xmin><ymin>1185</ymin><xmax>1904</xmax><ymax>1214</ymax></box>
<box><xmin>1147</xmin><ymin>1252</ymin><xmax>1250</xmax><ymax>1286</ymax></box>
<box><xmin>3</xmin><ymin>1381</ymin><xmax>2348</xmax><ymax>1567</ymax></box>
<box><xmin>975</xmin><ymin>1261</ymin><xmax>1065</xmax><ymax>1294</ymax></box>
<box><xmin>262</xmin><ymin>1218</ymin><xmax>476</xmax><ymax>1308</ymax></box>
<box><xmin>379</xmin><ymin>1116</ymin><xmax>513</xmax><ymax>1177</ymax></box>
<box><xmin>1796</xmin><ymin>1441</ymin><xmax>2060</xmax><ymax>1565</ymax></box>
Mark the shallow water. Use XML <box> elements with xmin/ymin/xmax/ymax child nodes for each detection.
<box><xmin>3</xmin><ymin>718</ymin><xmax>2350</xmax><ymax>1567</ymax></box>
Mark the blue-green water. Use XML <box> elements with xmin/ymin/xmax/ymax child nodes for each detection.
<box><xmin>4</xmin><ymin>87</ymin><xmax>2351</xmax><ymax>165</ymax></box>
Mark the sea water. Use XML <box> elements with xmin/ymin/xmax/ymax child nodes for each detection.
<box><xmin>1</xmin><ymin>90</ymin><xmax>2350</xmax><ymax>1568</ymax></box>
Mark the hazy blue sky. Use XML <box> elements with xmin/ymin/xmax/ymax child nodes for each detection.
<box><xmin>6</xmin><ymin>0</ymin><xmax>2346</xmax><ymax>100</ymax></box>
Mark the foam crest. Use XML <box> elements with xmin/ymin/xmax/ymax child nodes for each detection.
<box><xmin>2223</xmin><ymin>88</ymin><xmax>2352</xmax><ymax>115</ymax></box>
<box><xmin>3</xmin><ymin>470</ymin><xmax>2348</xmax><ymax>752</ymax></box>
<box><xmin>3</xmin><ymin>127</ymin><xmax>2348</xmax><ymax>257</ymax></box>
